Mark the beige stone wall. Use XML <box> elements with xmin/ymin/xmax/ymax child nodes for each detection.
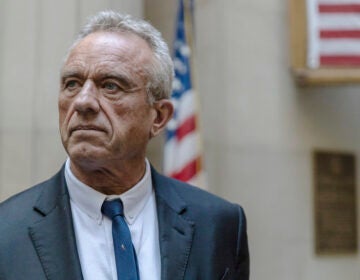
<box><xmin>1</xmin><ymin>0</ymin><xmax>360</xmax><ymax>279</ymax></box>
<box><xmin>145</xmin><ymin>0</ymin><xmax>360</xmax><ymax>280</ymax></box>
<box><xmin>0</xmin><ymin>0</ymin><xmax>143</xmax><ymax>200</ymax></box>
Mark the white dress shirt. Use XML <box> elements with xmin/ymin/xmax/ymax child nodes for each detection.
<box><xmin>65</xmin><ymin>159</ymin><xmax>161</xmax><ymax>280</ymax></box>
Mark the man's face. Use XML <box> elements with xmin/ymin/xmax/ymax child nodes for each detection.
<box><xmin>59</xmin><ymin>31</ymin><xmax>157</xmax><ymax>168</ymax></box>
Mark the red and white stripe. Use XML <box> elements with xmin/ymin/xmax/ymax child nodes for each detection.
<box><xmin>163</xmin><ymin>90</ymin><xmax>206</xmax><ymax>186</ymax></box>
<box><xmin>307</xmin><ymin>0</ymin><xmax>360</xmax><ymax>67</ymax></box>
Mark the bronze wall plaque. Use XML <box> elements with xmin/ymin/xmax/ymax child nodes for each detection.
<box><xmin>314</xmin><ymin>151</ymin><xmax>357</xmax><ymax>254</ymax></box>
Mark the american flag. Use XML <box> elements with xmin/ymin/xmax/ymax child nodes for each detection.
<box><xmin>163</xmin><ymin>0</ymin><xmax>206</xmax><ymax>188</ymax></box>
<box><xmin>307</xmin><ymin>0</ymin><xmax>360</xmax><ymax>68</ymax></box>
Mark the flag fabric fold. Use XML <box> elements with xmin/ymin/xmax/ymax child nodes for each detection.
<box><xmin>163</xmin><ymin>0</ymin><xmax>206</xmax><ymax>188</ymax></box>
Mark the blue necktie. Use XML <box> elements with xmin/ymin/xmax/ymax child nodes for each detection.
<box><xmin>101</xmin><ymin>199</ymin><xmax>140</xmax><ymax>280</ymax></box>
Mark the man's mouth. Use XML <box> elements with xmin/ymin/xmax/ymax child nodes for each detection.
<box><xmin>70</xmin><ymin>125</ymin><xmax>106</xmax><ymax>134</ymax></box>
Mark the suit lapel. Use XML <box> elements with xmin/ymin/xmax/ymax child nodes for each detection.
<box><xmin>152</xmin><ymin>168</ymin><xmax>195</xmax><ymax>280</ymax></box>
<box><xmin>28</xmin><ymin>166</ymin><xmax>194</xmax><ymax>280</ymax></box>
<box><xmin>28</xmin><ymin>168</ymin><xmax>83</xmax><ymax>280</ymax></box>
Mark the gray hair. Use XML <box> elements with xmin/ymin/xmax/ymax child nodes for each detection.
<box><xmin>67</xmin><ymin>10</ymin><xmax>174</xmax><ymax>102</ymax></box>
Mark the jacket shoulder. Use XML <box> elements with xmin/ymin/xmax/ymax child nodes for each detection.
<box><xmin>0</xmin><ymin>168</ymin><xmax>65</xmax><ymax>227</ymax></box>
<box><xmin>152</xmin><ymin>169</ymin><xmax>250</xmax><ymax>278</ymax></box>
<box><xmin>0</xmin><ymin>183</ymin><xmax>44</xmax><ymax>222</ymax></box>
<box><xmin>152</xmin><ymin>168</ymin><xmax>244</xmax><ymax>216</ymax></box>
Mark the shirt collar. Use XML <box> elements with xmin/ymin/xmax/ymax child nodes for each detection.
<box><xmin>65</xmin><ymin>158</ymin><xmax>153</xmax><ymax>225</ymax></box>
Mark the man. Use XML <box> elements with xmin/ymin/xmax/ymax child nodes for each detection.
<box><xmin>0</xmin><ymin>11</ymin><xmax>249</xmax><ymax>280</ymax></box>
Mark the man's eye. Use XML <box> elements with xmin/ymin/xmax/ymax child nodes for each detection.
<box><xmin>65</xmin><ymin>80</ymin><xmax>80</xmax><ymax>90</ymax></box>
<box><xmin>103</xmin><ymin>82</ymin><xmax>119</xmax><ymax>91</ymax></box>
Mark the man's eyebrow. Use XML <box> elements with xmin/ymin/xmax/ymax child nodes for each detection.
<box><xmin>60</xmin><ymin>70</ymin><xmax>84</xmax><ymax>81</ymax></box>
<box><xmin>60</xmin><ymin>70</ymin><xmax>142</xmax><ymax>90</ymax></box>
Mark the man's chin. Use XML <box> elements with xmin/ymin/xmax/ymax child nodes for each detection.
<box><xmin>67</xmin><ymin>144</ymin><xmax>107</xmax><ymax>164</ymax></box>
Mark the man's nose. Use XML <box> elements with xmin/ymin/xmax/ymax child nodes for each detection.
<box><xmin>73</xmin><ymin>80</ymin><xmax>100</xmax><ymax>115</ymax></box>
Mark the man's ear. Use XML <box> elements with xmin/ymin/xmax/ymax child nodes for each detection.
<box><xmin>150</xmin><ymin>99</ymin><xmax>174</xmax><ymax>138</ymax></box>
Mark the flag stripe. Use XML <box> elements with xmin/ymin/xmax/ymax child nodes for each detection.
<box><xmin>320</xmin><ymin>29</ymin><xmax>360</xmax><ymax>38</ymax></box>
<box><xmin>319</xmin><ymin>38</ymin><xmax>360</xmax><ymax>54</ymax></box>
<box><xmin>319</xmin><ymin>4</ymin><xmax>360</xmax><ymax>13</ymax></box>
<box><xmin>169</xmin><ymin>157</ymin><xmax>200</xmax><ymax>181</ymax></box>
<box><xmin>164</xmin><ymin>132</ymin><xmax>199</xmax><ymax>175</ymax></box>
<box><xmin>176</xmin><ymin>115</ymin><xmax>196</xmax><ymax>141</ymax></box>
<box><xmin>318</xmin><ymin>0</ymin><xmax>360</xmax><ymax>3</ymax></box>
<box><xmin>166</xmin><ymin>90</ymin><xmax>195</xmax><ymax>141</ymax></box>
<box><xmin>320</xmin><ymin>54</ymin><xmax>360</xmax><ymax>65</ymax></box>
<box><xmin>319</xmin><ymin>14</ymin><xmax>360</xmax><ymax>29</ymax></box>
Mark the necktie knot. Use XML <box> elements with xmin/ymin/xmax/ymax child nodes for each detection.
<box><xmin>101</xmin><ymin>199</ymin><xmax>124</xmax><ymax>219</ymax></box>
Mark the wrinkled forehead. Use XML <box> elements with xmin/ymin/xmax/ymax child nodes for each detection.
<box><xmin>62</xmin><ymin>31</ymin><xmax>154</xmax><ymax>76</ymax></box>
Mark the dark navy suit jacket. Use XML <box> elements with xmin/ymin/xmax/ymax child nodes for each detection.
<box><xmin>0</xmin><ymin>166</ymin><xmax>249</xmax><ymax>280</ymax></box>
